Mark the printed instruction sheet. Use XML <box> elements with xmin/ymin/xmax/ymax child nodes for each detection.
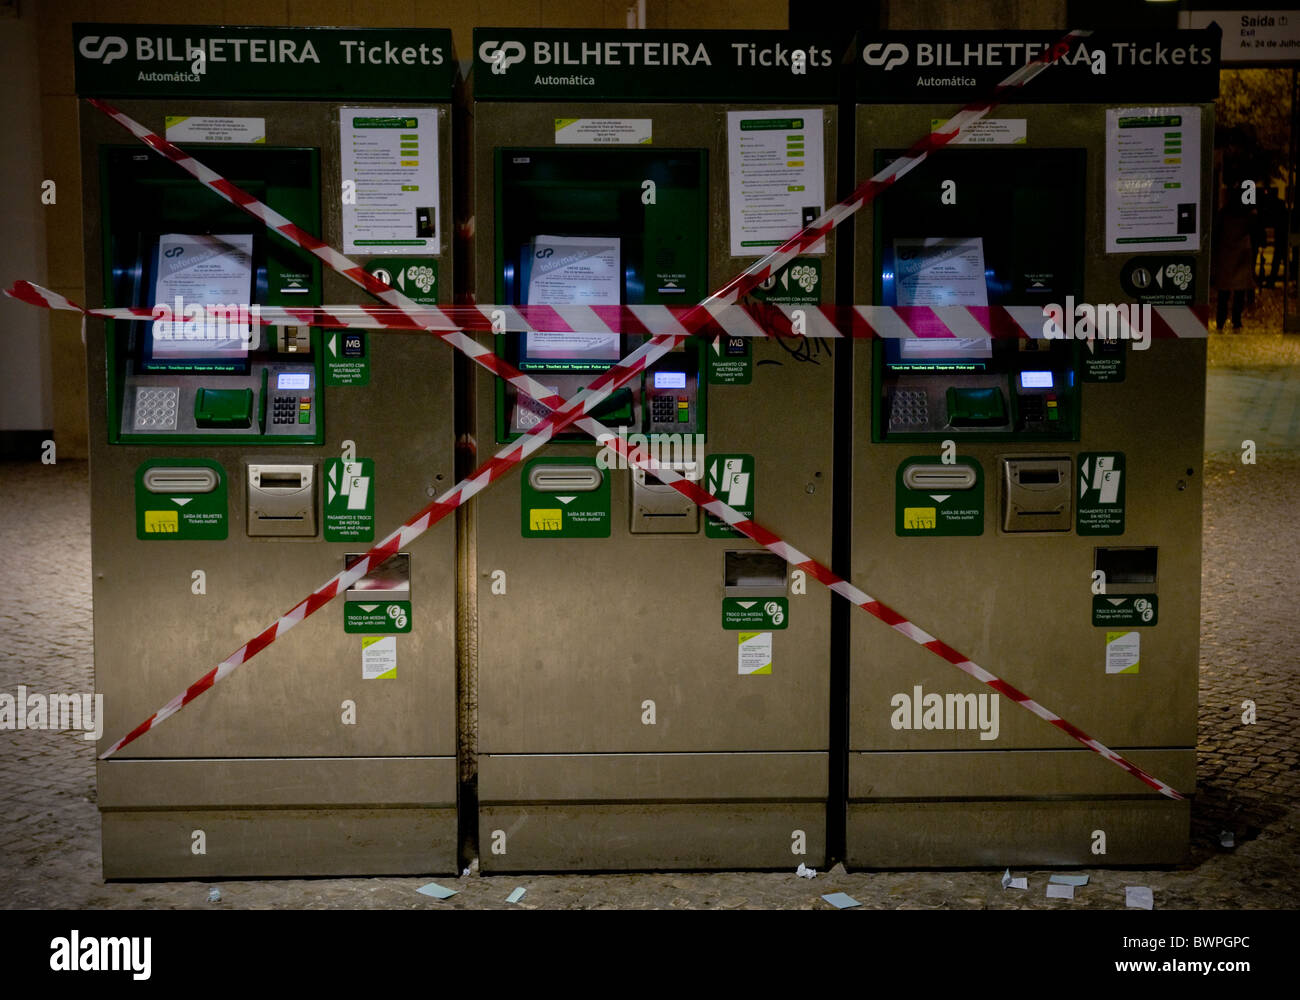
<box><xmin>340</xmin><ymin>108</ymin><xmax>440</xmax><ymax>255</ymax></box>
<box><xmin>727</xmin><ymin>109</ymin><xmax>825</xmax><ymax>256</ymax></box>
<box><xmin>1105</xmin><ymin>106</ymin><xmax>1201</xmax><ymax>252</ymax></box>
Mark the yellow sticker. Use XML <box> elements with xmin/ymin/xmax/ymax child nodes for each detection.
<box><xmin>903</xmin><ymin>506</ymin><xmax>937</xmax><ymax>530</ymax></box>
<box><xmin>529</xmin><ymin>508</ymin><xmax>563</xmax><ymax>531</ymax></box>
<box><xmin>144</xmin><ymin>510</ymin><xmax>179</xmax><ymax>533</ymax></box>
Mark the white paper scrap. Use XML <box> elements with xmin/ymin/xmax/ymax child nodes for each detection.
<box><xmin>1126</xmin><ymin>886</ymin><xmax>1154</xmax><ymax>910</ymax></box>
<box><xmin>1046</xmin><ymin>883</ymin><xmax>1075</xmax><ymax>900</ymax></box>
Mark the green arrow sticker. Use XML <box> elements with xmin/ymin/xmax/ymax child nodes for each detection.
<box><xmin>705</xmin><ymin>454</ymin><xmax>755</xmax><ymax>538</ymax></box>
<box><xmin>364</xmin><ymin>259</ymin><xmax>438</xmax><ymax>305</ymax></box>
<box><xmin>135</xmin><ymin>460</ymin><xmax>228</xmax><ymax>540</ymax></box>
<box><xmin>521</xmin><ymin>458</ymin><xmax>610</xmax><ymax>538</ymax></box>
<box><xmin>1092</xmin><ymin>594</ymin><xmax>1157</xmax><ymax>627</ymax></box>
<box><xmin>722</xmin><ymin>597</ymin><xmax>788</xmax><ymax>630</ymax></box>
<box><xmin>1077</xmin><ymin>452</ymin><xmax>1125</xmax><ymax>535</ymax></box>
<box><xmin>324</xmin><ymin>330</ymin><xmax>370</xmax><ymax>387</ymax></box>
<box><xmin>324</xmin><ymin>457</ymin><xmax>375</xmax><ymax>542</ymax></box>
<box><xmin>895</xmin><ymin>457</ymin><xmax>983</xmax><ymax>536</ymax></box>
<box><xmin>345</xmin><ymin>600</ymin><xmax>412</xmax><ymax>634</ymax></box>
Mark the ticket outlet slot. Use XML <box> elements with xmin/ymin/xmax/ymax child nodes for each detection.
<box><xmin>142</xmin><ymin>466</ymin><xmax>218</xmax><ymax>494</ymax></box>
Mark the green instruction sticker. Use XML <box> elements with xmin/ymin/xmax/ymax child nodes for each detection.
<box><xmin>365</xmin><ymin>259</ymin><xmax>438</xmax><ymax>305</ymax></box>
<box><xmin>722</xmin><ymin>597</ymin><xmax>788</xmax><ymax>630</ymax></box>
<box><xmin>325</xmin><ymin>330</ymin><xmax>371</xmax><ymax>387</ymax></box>
<box><xmin>135</xmin><ymin>459</ymin><xmax>228</xmax><ymax>540</ymax></box>
<box><xmin>747</xmin><ymin>258</ymin><xmax>821</xmax><ymax>306</ymax></box>
<box><xmin>1077</xmin><ymin>452</ymin><xmax>1125</xmax><ymax>535</ymax></box>
<box><xmin>705</xmin><ymin>454</ymin><xmax>755</xmax><ymax>538</ymax></box>
<box><xmin>345</xmin><ymin>600</ymin><xmax>412</xmax><ymax>634</ymax></box>
<box><xmin>1093</xmin><ymin>594</ymin><xmax>1157</xmax><ymax>627</ymax></box>
<box><xmin>895</xmin><ymin>457</ymin><xmax>983</xmax><ymax>536</ymax></box>
<box><xmin>324</xmin><ymin>458</ymin><xmax>375</xmax><ymax>542</ymax></box>
<box><xmin>1081</xmin><ymin>340</ymin><xmax>1126</xmax><ymax>383</ymax></box>
<box><xmin>521</xmin><ymin>457</ymin><xmax>610</xmax><ymax>538</ymax></box>
<box><xmin>707</xmin><ymin>335</ymin><xmax>752</xmax><ymax>385</ymax></box>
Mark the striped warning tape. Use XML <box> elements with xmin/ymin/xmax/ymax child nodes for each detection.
<box><xmin>5</xmin><ymin>284</ymin><xmax>1210</xmax><ymax>340</ymax></box>
<box><xmin>58</xmin><ymin>29</ymin><xmax>1184</xmax><ymax>798</ymax></box>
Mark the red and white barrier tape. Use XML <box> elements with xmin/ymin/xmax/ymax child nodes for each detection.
<box><xmin>66</xmin><ymin>30</ymin><xmax>1185</xmax><ymax>799</ymax></box>
<box><xmin>6</xmin><ymin>283</ymin><xmax>1210</xmax><ymax>340</ymax></box>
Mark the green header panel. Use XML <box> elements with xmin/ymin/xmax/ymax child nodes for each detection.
<box><xmin>473</xmin><ymin>29</ymin><xmax>844</xmax><ymax>102</ymax></box>
<box><xmin>74</xmin><ymin>25</ymin><xmax>455</xmax><ymax>100</ymax></box>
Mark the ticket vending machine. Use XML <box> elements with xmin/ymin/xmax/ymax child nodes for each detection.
<box><xmin>469</xmin><ymin>29</ymin><xmax>844</xmax><ymax>870</ymax></box>
<box><xmin>847</xmin><ymin>30</ymin><xmax>1219</xmax><ymax>866</ymax></box>
<box><xmin>76</xmin><ymin>24</ymin><xmax>459</xmax><ymax>877</ymax></box>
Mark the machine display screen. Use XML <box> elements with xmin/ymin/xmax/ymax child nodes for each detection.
<box><xmin>874</xmin><ymin>148</ymin><xmax>1086</xmax><ymax>308</ymax></box>
<box><xmin>521</xmin><ymin>330</ymin><xmax>622</xmax><ymax>370</ymax></box>
<box><xmin>654</xmin><ymin>371</ymin><xmax>686</xmax><ymax>389</ymax></box>
<box><xmin>277</xmin><ymin>372</ymin><xmax>312</xmax><ymax>390</ymax></box>
<box><xmin>1020</xmin><ymin>371</ymin><xmax>1054</xmax><ymax>389</ymax></box>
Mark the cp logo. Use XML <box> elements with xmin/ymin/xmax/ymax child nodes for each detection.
<box><xmin>861</xmin><ymin>42</ymin><xmax>909</xmax><ymax>71</ymax></box>
<box><xmin>478</xmin><ymin>40</ymin><xmax>526</xmax><ymax>75</ymax></box>
<box><xmin>78</xmin><ymin>35</ymin><xmax>129</xmax><ymax>65</ymax></box>
<box><xmin>163</xmin><ymin>246</ymin><xmax>184</xmax><ymax>259</ymax></box>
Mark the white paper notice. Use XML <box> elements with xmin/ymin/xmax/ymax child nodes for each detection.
<box><xmin>1046</xmin><ymin>884</ymin><xmax>1075</xmax><ymax>900</ymax></box>
<box><xmin>525</xmin><ymin>235</ymin><xmax>621</xmax><ymax>306</ymax></box>
<box><xmin>738</xmin><ymin>631</ymin><xmax>772</xmax><ymax>675</ymax></box>
<box><xmin>1125</xmin><ymin>886</ymin><xmax>1154</xmax><ymax>910</ymax></box>
<box><xmin>340</xmin><ymin>108</ymin><xmax>439</xmax><ymax>255</ymax></box>
<box><xmin>165</xmin><ymin>116</ymin><xmax>266</xmax><ymax>144</ymax></box>
<box><xmin>362</xmin><ymin>635</ymin><xmax>397</xmax><ymax>680</ymax></box>
<box><xmin>727</xmin><ymin>109</ymin><xmax>825</xmax><ymax>257</ymax></box>
<box><xmin>893</xmin><ymin>237</ymin><xmax>989</xmax><ymax>307</ymax></box>
<box><xmin>152</xmin><ymin>233</ymin><xmax>255</xmax><ymax>354</ymax></box>
<box><xmin>1105</xmin><ymin>107</ymin><xmax>1201</xmax><ymax>253</ymax></box>
<box><xmin>1106</xmin><ymin>631</ymin><xmax>1141</xmax><ymax>675</ymax></box>
<box><xmin>555</xmin><ymin>118</ymin><xmax>652</xmax><ymax>145</ymax></box>
<box><xmin>929</xmin><ymin>118</ymin><xmax>1026</xmax><ymax>145</ymax></box>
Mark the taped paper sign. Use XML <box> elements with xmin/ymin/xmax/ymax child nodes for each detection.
<box><xmin>165</xmin><ymin>116</ymin><xmax>265</xmax><ymax>144</ymax></box>
<box><xmin>555</xmin><ymin>118</ymin><xmax>652</xmax><ymax>144</ymax></box>
<box><xmin>1106</xmin><ymin>631</ymin><xmax>1140</xmax><ymax>674</ymax></box>
<box><xmin>362</xmin><ymin>635</ymin><xmax>397</xmax><ymax>679</ymax></box>
<box><xmin>738</xmin><ymin>631</ymin><xmax>772</xmax><ymax>675</ymax></box>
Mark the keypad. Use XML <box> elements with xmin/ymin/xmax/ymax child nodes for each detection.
<box><xmin>272</xmin><ymin>394</ymin><xmax>299</xmax><ymax>425</ymax></box>
<box><xmin>889</xmin><ymin>388</ymin><xmax>930</xmax><ymax>428</ymax></box>
<box><xmin>650</xmin><ymin>395</ymin><xmax>677</xmax><ymax>423</ymax></box>
<box><xmin>133</xmin><ymin>386</ymin><xmax>179</xmax><ymax>430</ymax></box>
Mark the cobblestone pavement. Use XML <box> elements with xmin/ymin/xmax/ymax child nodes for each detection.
<box><xmin>2</xmin><ymin>340</ymin><xmax>1297</xmax><ymax>910</ymax></box>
